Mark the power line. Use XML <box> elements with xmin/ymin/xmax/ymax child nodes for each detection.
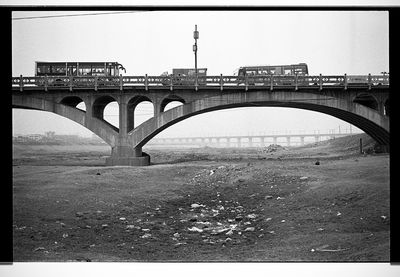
<box><xmin>12</xmin><ymin>11</ymin><xmax>149</xmax><ymax>21</ymax></box>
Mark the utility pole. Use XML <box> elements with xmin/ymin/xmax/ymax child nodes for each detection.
<box><xmin>193</xmin><ymin>25</ymin><xmax>199</xmax><ymax>76</ymax></box>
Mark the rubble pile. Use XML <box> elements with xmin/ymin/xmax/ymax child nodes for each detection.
<box><xmin>263</xmin><ymin>144</ymin><xmax>286</xmax><ymax>153</ymax></box>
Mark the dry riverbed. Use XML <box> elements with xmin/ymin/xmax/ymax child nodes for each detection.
<box><xmin>12</xmin><ymin>135</ymin><xmax>390</xmax><ymax>261</ymax></box>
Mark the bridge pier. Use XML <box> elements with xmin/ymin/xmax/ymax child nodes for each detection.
<box><xmin>106</xmin><ymin>145</ymin><xmax>150</xmax><ymax>166</ymax></box>
<box><xmin>300</xmin><ymin>136</ymin><xmax>305</xmax><ymax>146</ymax></box>
<box><xmin>286</xmin><ymin>136</ymin><xmax>291</xmax><ymax>147</ymax></box>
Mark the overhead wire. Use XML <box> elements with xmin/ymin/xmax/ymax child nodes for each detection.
<box><xmin>12</xmin><ymin>11</ymin><xmax>150</xmax><ymax>20</ymax></box>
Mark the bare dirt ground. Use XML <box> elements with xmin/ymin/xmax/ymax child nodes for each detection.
<box><xmin>12</xmin><ymin>134</ymin><xmax>390</xmax><ymax>262</ymax></box>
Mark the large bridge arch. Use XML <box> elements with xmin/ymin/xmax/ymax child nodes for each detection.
<box><xmin>12</xmin><ymin>94</ymin><xmax>118</xmax><ymax>146</ymax></box>
<box><xmin>129</xmin><ymin>91</ymin><xmax>389</xmax><ymax>149</ymax></box>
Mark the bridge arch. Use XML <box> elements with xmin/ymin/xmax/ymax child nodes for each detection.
<box><xmin>12</xmin><ymin>94</ymin><xmax>118</xmax><ymax>146</ymax></box>
<box><xmin>127</xmin><ymin>95</ymin><xmax>153</xmax><ymax>132</ymax></box>
<box><xmin>60</xmin><ymin>96</ymin><xmax>86</xmax><ymax>111</ymax></box>
<box><xmin>159</xmin><ymin>95</ymin><xmax>186</xmax><ymax>113</ymax></box>
<box><xmin>129</xmin><ymin>91</ymin><xmax>389</xmax><ymax>150</ymax></box>
<box><xmin>384</xmin><ymin>98</ymin><xmax>389</xmax><ymax>116</ymax></box>
<box><xmin>92</xmin><ymin>95</ymin><xmax>117</xmax><ymax>120</ymax></box>
<box><xmin>353</xmin><ymin>93</ymin><xmax>379</xmax><ymax>111</ymax></box>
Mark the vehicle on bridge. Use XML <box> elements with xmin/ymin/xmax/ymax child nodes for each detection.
<box><xmin>236</xmin><ymin>63</ymin><xmax>309</xmax><ymax>86</ymax></box>
<box><xmin>35</xmin><ymin>61</ymin><xmax>126</xmax><ymax>86</ymax></box>
<box><xmin>161</xmin><ymin>68</ymin><xmax>207</xmax><ymax>86</ymax></box>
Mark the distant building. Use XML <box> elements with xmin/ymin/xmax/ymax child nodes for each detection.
<box><xmin>26</xmin><ymin>134</ymin><xmax>44</xmax><ymax>141</ymax></box>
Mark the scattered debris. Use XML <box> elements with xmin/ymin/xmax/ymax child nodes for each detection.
<box><xmin>188</xmin><ymin>226</ymin><xmax>204</xmax><ymax>233</ymax></box>
<box><xmin>265</xmin><ymin>195</ymin><xmax>274</xmax><ymax>200</ymax></box>
<box><xmin>381</xmin><ymin>215</ymin><xmax>387</xmax><ymax>220</ymax></box>
<box><xmin>300</xmin><ymin>176</ymin><xmax>308</xmax><ymax>180</ymax></box>
<box><xmin>119</xmin><ymin>217</ymin><xmax>126</xmax><ymax>221</ymax></box>
<box><xmin>235</xmin><ymin>216</ymin><xmax>243</xmax><ymax>222</ymax></box>
<box><xmin>15</xmin><ymin>226</ymin><xmax>26</xmax><ymax>230</ymax></box>
<box><xmin>174</xmin><ymin>242</ymin><xmax>187</xmax><ymax>246</ymax></box>
<box><xmin>96</xmin><ymin>172</ymin><xmax>101</xmax><ymax>175</ymax></box>
<box><xmin>315</xmin><ymin>245</ymin><xmax>349</xmax><ymax>252</ymax></box>
<box><xmin>33</xmin><ymin>247</ymin><xmax>45</xmax><ymax>252</ymax></box>
<box><xmin>191</xmin><ymin>203</ymin><xmax>205</xmax><ymax>208</ymax></box>
<box><xmin>141</xmin><ymin>233</ymin><xmax>152</xmax><ymax>239</ymax></box>
<box><xmin>211</xmin><ymin>227</ymin><xmax>230</xmax><ymax>234</ymax></box>
<box><xmin>276</xmin><ymin>197</ymin><xmax>285</xmax><ymax>200</ymax></box>
<box><xmin>315</xmin><ymin>160</ymin><xmax>320</xmax><ymax>165</ymax></box>
<box><xmin>336</xmin><ymin>212</ymin><xmax>342</xmax><ymax>216</ymax></box>
<box><xmin>244</xmin><ymin>227</ymin><xmax>255</xmax><ymax>232</ymax></box>
<box><xmin>62</xmin><ymin>233</ymin><xmax>68</xmax><ymax>238</ymax></box>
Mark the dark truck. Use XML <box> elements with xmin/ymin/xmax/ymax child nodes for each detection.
<box><xmin>161</xmin><ymin>68</ymin><xmax>207</xmax><ymax>86</ymax></box>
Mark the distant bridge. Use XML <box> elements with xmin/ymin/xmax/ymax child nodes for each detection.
<box><xmin>12</xmin><ymin>74</ymin><xmax>390</xmax><ymax>165</ymax></box>
<box><xmin>148</xmin><ymin>132</ymin><xmax>362</xmax><ymax>148</ymax></box>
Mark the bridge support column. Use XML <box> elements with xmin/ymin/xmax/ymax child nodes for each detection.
<box><xmin>300</xmin><ymin>136</ymin><xmax>305</xmax><ymax>146</ymax></box>
<box><xmin>201</xmin><ymin>138</ymin><xmax>206</xmax><ymax>147</ymax></box>
<box><xmin>262</xmin><ymin>137</ymin><xmax>266</xmax><ymax>147</ymax></box>
<box><xmin>273</xmin><ymin>137</ymin><xmax>277</xmax><ymax>145</ymax></box>
<box><xmin>106</xmin><ymin>144</ymin><xmax>150</xmax><ymax>166</ymax></box>
<box><xmin>106</xmin><ymin>99</ymin><xmax>150</xmax><ymax>166</ymax></box>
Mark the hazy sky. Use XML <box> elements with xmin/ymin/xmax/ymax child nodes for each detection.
<box><xmin>12</xmin><ymin>10</ymin><xmax>389</xmax><ymax>138</ymax></box>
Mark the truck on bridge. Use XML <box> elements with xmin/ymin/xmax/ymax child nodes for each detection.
<box><xmin>161</xmin><ymin>68</ymin><xmax>208</xmax><ymax>85</ymax></box>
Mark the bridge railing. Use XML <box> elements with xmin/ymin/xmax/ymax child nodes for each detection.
<box><xmin>12</xmin><ymin>74</ymin><xmax>389</xmax><ymax>91</ymax></box>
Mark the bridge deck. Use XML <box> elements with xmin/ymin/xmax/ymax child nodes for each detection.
<box><xmin>12</xmin><ymin>74</ymin><xmax>389</xmax><ymax>92</ymax></box>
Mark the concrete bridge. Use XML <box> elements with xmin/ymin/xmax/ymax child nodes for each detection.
<box><xmin>148</xmin><ymin>131</ymin><xmax>360</xmax><ymax>148</ymax></box>
<box><xmin>12</xmin><ymin>74</ymin><xmax>390</xmax><ymax>165</ymax></box>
